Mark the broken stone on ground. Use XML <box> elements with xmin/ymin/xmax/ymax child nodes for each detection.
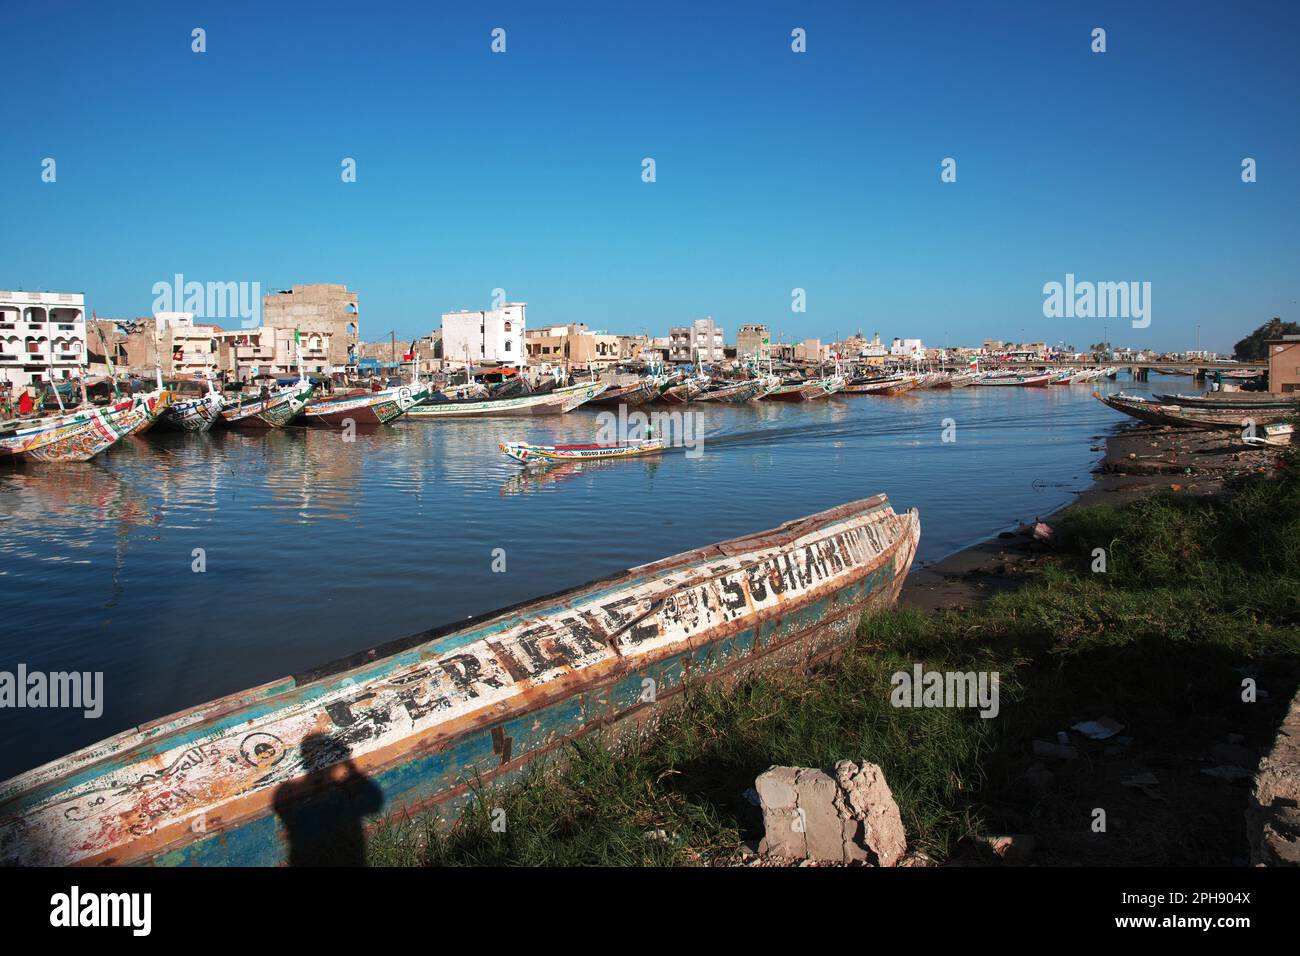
<box><xmin>755</xmin><ymin>760</ymin><xmax>907</xmax><ymax>866</ymax></box>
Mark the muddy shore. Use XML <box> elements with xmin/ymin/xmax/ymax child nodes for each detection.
<box><xmin>901</xmin><ymin>420</ymin><xmax>1285</xmax><ymax>612</ymax></box>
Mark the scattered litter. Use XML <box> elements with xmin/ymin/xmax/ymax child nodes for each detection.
<box><xmin>1033</xmin><ymin>739</ymin><xmax>1078</xmax><ymax>760</ymax></box>
<box><xmin>741</xmin><ymin>787</ymin><xmax>760</xmax><ymax>806</ymax></box>
<box><xmin>982</xmin><ymin>834</ymin><xmax>1035</xmax><ymax>863</ymax></box>
<box><xmin>1201</xmin><ymin>765</ymin><xmax>1253</xmax><ymax>781</ymax></box>
<box><xmin>1122</xmin><ymin>772</ymin><xmax>1164</xmax><ymax>800</ymax></box>
<box><xmin>1072</xmin><ymin>717</ymin><xmax>1126</xmax><ymax>741</ymax></box>
<box><xmin>643</xmin><ymin>828</ymin><xmax>674</xmax><ymax>843</ymax></box>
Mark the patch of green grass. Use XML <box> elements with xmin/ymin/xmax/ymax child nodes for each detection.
<box><xmin>368</xmin><ymin>450</ymin><xmax>1300</xmax><ymax>866</ymax></box>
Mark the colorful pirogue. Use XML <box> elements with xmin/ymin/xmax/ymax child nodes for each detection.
<box><xmin>301</xmin><ymin>382</ymin><xmax>431</xmax><ymax>428</ymax></box>
<box><xmin>499</xmin><ymin>436</ymin><xmax>665</xmax><ymax>463</ymax></box>
<box><xmin>0</xmin><ymin>496</ymin><xmax>920</xmax><ymax>866</ymax></box>
<box><xmin>406</xmin><ymin>381</ymin><xmax>606</xmax><ymax>418</ymax></box>
<box><xmin>220</xmin><ymin>380</ymin><xmax>315</xmax><ymax>429</ymax></box>
<box><xmin>0</xmin><ymin>391</ymin><xmax>173</xmax><ymax>463</ymax></box>
<box><xmin>160</xmin><ymin>388</ymin><xmax>224</xmax><ymax>433</ymax></box>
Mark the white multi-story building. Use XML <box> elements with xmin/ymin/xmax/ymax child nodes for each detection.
<box><xmin>668</xmin><ymin>317</ymin><xmax>726</xmax><ymax>363</ymax></box>
<box><xmin>889</xmin><ymin>337</ymin><xmax>924</xmax><ymax>359</ymax></box>
<box><xmin>441</xmin><ymin>303</ymin><xmax>526</xmax><ymax>367</ymax></box>
<box><xmin>0</xmin><ymin>290</ymin><xmax>88</xmax><ymax>390</ymax></box>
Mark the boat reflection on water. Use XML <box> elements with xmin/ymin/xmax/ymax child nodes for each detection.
<box><xmin>499</xmin><ymin>454</ymin><xmax>665</xmax><ymax>496</ymax></box>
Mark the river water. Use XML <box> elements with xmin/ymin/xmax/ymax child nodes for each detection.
<box><xmin>0</xmin><ymin>377</ymin><xmax>1154</xmax><ymax>779</ymax></box>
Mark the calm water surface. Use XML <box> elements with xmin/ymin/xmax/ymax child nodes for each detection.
<box><xmin>0</xmin><ymin>378</ymin><xmax>1155</xmax><ymax>778</ymax></box>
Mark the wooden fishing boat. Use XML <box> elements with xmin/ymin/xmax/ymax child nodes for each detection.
<box><xmin>695</xmin><ymin>379</ymin><xmax>764</xmax><ymax>403</ymax></box>
<box><xmin>944</xmin><ymin>372</ymin><xmax>978</xmax><ymax>388</ymax></box>
<box><xmin>1094</xmin><ymin>392</ymin><xmax>1292</xmax><ymax>429</ymax></box>
<box><xmin>586</xmin><ymin>380</ymin><xmax>656</xmax><ymax>407</ymax></box>
<box><xmin>974</xmin><ymin>373</ymin><xmax>1052</xmax><ymax>387</ymax></box>
<box><xmin>2</xmin><ymin>392</ymin><xmax>171</xmax><ymax>463</ymax></box>
<box><xmin>499</xmin><ymin>437</ymin><xmax>666</xmax><ymax>463</ymax></box>
<box><xmin>0</xmin><ymin>495</ymin><xmax>919</xmax><ymax>866</ymax></box>
<box><xmin>1152</xmin><ymin>392</ymin><xmax>1300</xmax><ymax>411</ymax></box>
<box><xmin>658</xmin><ymin>379</ymin><xmax>705</xmax><ymax>404</ymax></box>
<box><xmin>1243</xmin><ymin>423</ymin><xmax>1294</xmax><ymax>448</ymax></box>
<box><xmin>407</xmin><ymin>381</ymin><xmax>606</xmax><ymax>418</ymax></box>
<box><xmin>160</xmin><ymin>392</ymin><xmax>225</xmax><ymax>433</ymax></box>
<box><xmin>302</xmin><ymin>383</ymin><xmax>431</xmax><ymax>428</ymax></box>
<box><xmin>762</xmin><ymin>379</ymin><xmax>822</xmax><ymax>402</ymax></box>
<box><xmin>221</xmin><ymin>381</ymin><xmax>315</xmax><ymax>429</ymax></box>
<box><xmin>841</xmin><ymin>375</ymin><xmax>910</xmax><ymax>394</ymax></box>
<box><xmin>881</xmin><ymin>376</ymin><xmax>920</xmax><ymax>396</ymax></box>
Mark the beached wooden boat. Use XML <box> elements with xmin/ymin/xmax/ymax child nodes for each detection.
<box><xmin>1095</xmin><ymin>392</ymin><xmax>1292</xmax><ymax>430</ymax></box>
<box><xmin>221</xmin><ymin>381</ymin><xmax>315</xmax><ymax>429</ymax></box>
<box><xmin>695</xmin><ymin>379</ymin><xmax>764</xmax><ymax>403</ymax></box>
<box><xmin>1152</xmin><ymin>392</ymin><xmax>1300</xmax><ymax>411</ymax></box>
<box><xmin>586</xmin><ymin>380</ymin><xmax>656</xmax><ymax>407</ymax></box>
<box><xmin>974</xmin><ymin>373</ymin><xmax>1052</xmax><ymax>387</ymax></box>
<box><xmin>657</xmin><ymin>376</ymin><xmax>707</xmax><ymax>404</ymax></box>
<box><xmin>1243</xmin><ymin>423</ymin><xmax>1294</xmax><ymax>447</ymax></box>
<box><xmin>842</xmin><ymin>375</ymin><xmax>909</xmax><ymax>394</ymax></box>
<box><xmin>762</xmin><ymin>379</ymin><xmax>829</xmax><ymax>402</ymax></box>
<box><xmin>881</xmin><ymin>376</ymin><xmax>921</xmax><ymax>396</ymax></box>
<box><xmin>160</xmin><ymin>392</ymin><xmax>224</xmax><ymax>433</ymax></box>
<box><xmin>1</xmin><ymin>392</ymin><xmax>172</xmax><ymax>463</ymax></box>
<box><xmin>407</xmin><ymin>381</ymin><xmax>606</xmax><ymax>418</ymax></box>
<box><xmin>499</xmin><ymin>437</ymin><xmax>666</xmax><ymax>463</ymax></box>
<box><xmin>0</xmin><ymin>495</ymin><xmax>920</xmax><ymax>866</ymax></box>
<box><xmin>302</xmin><ymin>384</ymin><xmax>431</xmax><ymax>428</ymax></box>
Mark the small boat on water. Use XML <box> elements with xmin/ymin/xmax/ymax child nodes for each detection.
<box><xmin>0</xmin><ymin>495</ymin><xmax>919</xmax><ymax>866</ymax></box>
<box><xmin>499</xmin><ymin>437</ymin><xmax>665</xmax><ymax>463</ymax></box>
<box><xmin>657</xmin><ymin>376</ymin><xmax>707</xmax><ymax>404</ymax></box>
<box><xmin>407</xmin><ymin>381</ymin><xmax>606</xmax><ymax>418</ymax></box>
<box><xmin>974</xmin><ymin>372</ymin><xmax>1053</xmax><ymax>387</ymax></box>
<box><xmin>221</xmin><ymin>380</ymin><xmax>315</xmax><ymax>429</ymax></box>
<box><xmin>302</xmin><ymin>383</ymin><xmax>431</xmax><ymax>428</ymax></box>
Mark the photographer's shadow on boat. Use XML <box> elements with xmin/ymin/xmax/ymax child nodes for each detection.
<box><xmin>273</xmin><ymin>734</ymin><xmax>384</xmax><ymax>866</ymax></box>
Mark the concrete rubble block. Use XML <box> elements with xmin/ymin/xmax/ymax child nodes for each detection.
<box><xmin>1247</xmin><ymin>690</ymin><xmax>1300</xmax><ymax>866</ymax></box>
<box><xmin>755</xmin><ymin>760</ymin><xmax>907</xmax><ymax>866</ymax></box>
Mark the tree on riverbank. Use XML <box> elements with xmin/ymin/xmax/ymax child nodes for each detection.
<box><xmin>1235</xmin><ymin>317</ymin><xmax>1300</xmax><ymax>360</ymax></box>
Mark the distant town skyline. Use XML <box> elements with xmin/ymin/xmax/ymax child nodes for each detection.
<box><xmin>3</xmin><ymin>3</ymin><xmax>1296</xmax><ymax>354</ymax></box>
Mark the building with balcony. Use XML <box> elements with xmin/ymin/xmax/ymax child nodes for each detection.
<box><xmin>0</xmin><ymin>290</ymin><xmax>88</xmax><ymax>391</ymax></box>
<box><xmin>736</xmin><ymin>324</ymin><xmax>769</xmax><ymax>360</ymax></box>
<box><xmin>524</xmin><ymin>323</ymin><xmax>619</xmax><ymax>369</ymax></box>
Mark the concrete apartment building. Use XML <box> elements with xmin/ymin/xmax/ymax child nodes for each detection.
<box><xmin>215</xmin><ymin>327</ymin><xmax>331</xmax><ymax>380</ymax></box>
<box><xmin>442</xmin><ymin>302</ymin><xmax>525</xmax><ymax>368</ymax></box>
<box><xmin>262</xmin><ymin>284</ymin><xmax>359</xmax><ymax>372</ymax></box>
<box><xmin>1268</xmin><ymin>334</ymin><xmax>1300</xmax><ymax>393</ymax></box>
<box><xmin>524</xmin><ymin>323</ymin><xmax>619</xmax><ymax>369</ymax></box>
<box><xmin>0</xmin><ymin>290</ymin><xmax>87</xmax><ymax>390</ymax></box>
<box><xmin>668</xmin><ymin>317</ymin><xmax>726</xmax><ymax>363</ymax></box>
<box><xmin>736</xmin><ymin>323</ymin><xmax>769</xmax><ymax>360</ymax></box>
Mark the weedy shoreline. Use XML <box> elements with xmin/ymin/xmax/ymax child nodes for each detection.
<box><xmin>367</xmin><ymin>428</ymin><xmax>1299</xmax><ymax>867</ymax></box>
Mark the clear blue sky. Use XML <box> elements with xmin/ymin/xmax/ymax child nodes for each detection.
<box><xmin>2</xmin><ymin>1</ymin><xmax>1296</xmax><ymax>353</ymax></box>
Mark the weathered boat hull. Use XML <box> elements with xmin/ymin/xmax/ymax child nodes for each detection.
<box><xmin>695</xmin><ymin>380</ymin><xmax>763</xmax><ymax>403</ymax></box>
<box><xmin>302</xmin><ymin>385</ymin><xmax>429</xmax><ymax>428</ymax></box>
<box><xmin>221</xmin><ymin>384</ymin><xmax>314</xmax><ymax>429</ymax></box>
<box><xmin>407</xmin><ymin>383</ymin><xmax>605</xmax><ymax>418</ymax></box>
<box><xmin>0</xmin><ymin>496</ymin><xmax>920</xmax><ymax>866</ymax></box>
<box><xmin>975</xmin><ymin>374</ymin><xmax>1052</xmax><ymax>387</ymax></box>
<box><xmin>161</xmin><ymin>393</ymin><xmax>224</xmax><ymax>433</ymax></box>
<box><xmin>586</xmin><ymin>381</ymin><xmax>656</xmax><ymax>407</ymax></box>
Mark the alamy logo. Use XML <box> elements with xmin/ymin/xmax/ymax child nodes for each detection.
<box><xmin>151</xmin><ymin>273</ymin><xmax>262</xmax><ymax>328</ymax></box>
<box><xmin>595</xmin><ymin>406</ymin><xmax>704</xmax><ymax>458</ymax></box>
<box><xmin>1043</xmin><ymin>273</ymin><xmax>1151</xmax><ymax>328</ymax></box>
<box><xmin>50</xmin><ymin>886</ymin><xmax>151</xmax><ymax>936</ymax></box>
<box><xmin>890</xmin><ymin>664</ymin><xmax>999</xmax><ymax>718</ymax></box>
<box><xmin>0</xmin><ymin>664</ymin><xmax>103</xmax><ymax>718</ymax></box>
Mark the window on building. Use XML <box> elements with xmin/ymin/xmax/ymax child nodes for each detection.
<box><xmin>504</xmin><ymin>340</ymin><xmax>511</xmax><ymax>352</ymax></box>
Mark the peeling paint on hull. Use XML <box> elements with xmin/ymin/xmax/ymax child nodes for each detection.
<box><xmin>0</xmin><ymin>496</ymin><xmax>920</xmax><ymax>866</ymax></box>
